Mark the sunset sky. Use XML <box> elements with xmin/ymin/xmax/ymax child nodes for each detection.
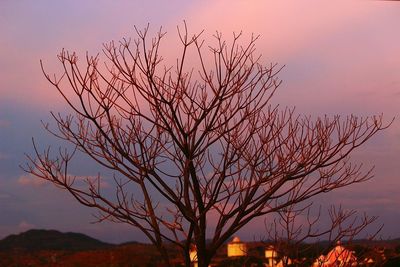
<box><xmin>1</xmin><ymin>1</ymin><xmax>400</xmax><ymax>244</ymax></box>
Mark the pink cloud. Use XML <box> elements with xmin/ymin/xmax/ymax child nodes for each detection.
<box><xmin>18</xmin><ymin>220</ymin><xmax>36</xmax><ymax>231</ymax></box>
<box><xmin>183</xmin><ymin>1</ymin><xmax>376</xmax><ymax>59</ymax></box>
<box><xmin>17</xmin><ymin>174</ymin><xmax>48</xmax><ymax>187</ymax></box>
<box><xmin>17</xmin><ymin>172</ymin><xmax>110</xmax><ymax>190</ymax></box>
<box><xmin>0</xmin><ymin>193</ymin><xmax>11</xmax><ymax>199</ymax></box>
<box><xmin>0</xmin><ymin>153</ymin><xmax>9</xmax><ymax>160</ymax></box>
<box><xmin>67</xmin><ymin>175</ymin><xmax>111</xmax><ymax>189</ymax></box>
<box><xmin>2</xmin><ymin>0</ymin><xmax>396</xmax><ymax>118</ymax></box>
<box><xmin>0</xmin><ymin>120</ymin><xmax>10</xmax><ymax>128</ymax></box>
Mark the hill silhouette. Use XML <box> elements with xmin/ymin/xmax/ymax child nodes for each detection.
<box><xmin>0</xmin><ymin>229</ymin><xmax>172</xmax><ymax>267</ymax></box>
<box><xmin>0</xmin><ymin>229</ymin><xmax>112</xmax><ymax>251</ymax></box>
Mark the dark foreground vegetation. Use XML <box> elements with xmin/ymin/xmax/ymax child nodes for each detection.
<box><xmin>1</xmin><ymin>229</ymin><xmax>400</xmax><ymax>266</ymax></box>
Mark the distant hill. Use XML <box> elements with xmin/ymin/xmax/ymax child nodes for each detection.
<box><xmin>0</xmin><ymin>229</ymin><xmax>113</xmax><ymax>251</ymax></box>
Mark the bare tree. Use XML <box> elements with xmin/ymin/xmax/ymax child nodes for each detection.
<box><xmin>24</xmin><ymin>25</ymin><xmax>388</xmax><ymax>267</ymax></box>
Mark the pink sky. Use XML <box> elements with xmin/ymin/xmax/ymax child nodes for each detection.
<box><xmin>0</xmin><ymin>1</ymin><xmax>400</xmax><ymax>243</ymax></box>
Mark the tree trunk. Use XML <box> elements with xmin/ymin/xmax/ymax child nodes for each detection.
<box><xmin>197</xmin><ymin>257</ymin><xmax>211</xmax><ymax>267</ymax></box>
<box><xmin>158</xmin><ymin>246</ymin><xmax>171</xmax><ymax>267</ymax></box>
<box><xmin>183</xmin><ymin>249</ymin><xmax>191</xmax><ymax>267</ymax></box>
<box><xmin>196</xmin><ymin>248</ymin><xmax>213</xmax><ymax>267</ymax></box>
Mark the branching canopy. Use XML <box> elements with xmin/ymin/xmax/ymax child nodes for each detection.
<box><xmin>24</xmin><ymin>25</ymin><xmax>387</xmax><ymax>266</ymax></box>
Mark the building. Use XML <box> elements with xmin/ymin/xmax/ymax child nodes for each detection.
<box><xmin>264</xmin><ymin>245</ymin><xmax>293</xmax><ymax>267</ymax></box>
<box><xmin>264</xmin><ymin>245</ymin><xmax>279</xmax><ymax>266</ymax></box>
<box><xmin>313</xmin><ymin>241</ymin><xmax>357</xmax><ymax>267</ymax></box>
<box><xmin>190</xmin><ymin>245</ymin><xmax>198</xmax><ymax>267</ymax></box>
<box><xmin>227</xmin><ymin>236</ymin><xmax>248</xmax><ymax>257</ymax></box>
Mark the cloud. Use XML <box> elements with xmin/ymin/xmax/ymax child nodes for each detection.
<box><xmin>18</xmin><ymin>220</ymin><xmax>36</xmax><ymax>231</ymax></box>
<box><xmin>184</xmin><ymin>1</ymin><xmax>376</xmax><ymax>59</ymax></box>
<box><xmin>17</xmin><ymin>174</ymin><xmax>48</xmax><ymax>187</ymax></box>
<box><xmin>17</xmin><ymin>172</ymin><xmax>110</xmax><ymax>190</ymax></box>
<box><xmin>74</xmin><ymin>175</ymin><xmax>111</xmax><ymax>190</ymax></box>
<box><xmin>0</xmin><ymin>193</ymin><xmax>11</xmax><ymax>199</ymax></box>
<box><xmin>0</xmin><ymin>120</ymin><xmax>10</xmax><ymax>128</ymax></box>
<box><xmin>0</xmin><ymin>153</ymin><xmax>9</xmax><ymax>160</ymax></box>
